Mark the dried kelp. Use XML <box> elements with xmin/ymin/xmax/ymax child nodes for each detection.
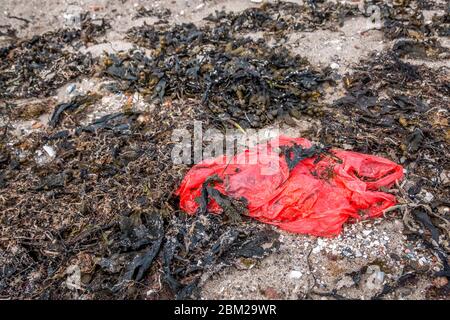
<box><xmin>49</xmin><ymin>94</ymin><xmax>101</xmax><ymax>127</ymax></box>
<box><xmin>366</xmin><ymin>0</ymin><xmax>450</xmax><ymax>40</ymax></box>
<box><xmin>281</xmin><ymin>143</ymin><xmax>331</xmax><ymax>171</ymax></box>
<box><xmin>161</xmin><ymin>212</ymin><xmax>279</xmax><ymax>299</ymax></box>
<box><xmin>0</xmin><ymin>33</ymin><xmax>93</xmax><ymax>99</ymax></box>
<box><xmin>430</xmin><ymin>7</ymin><xmax>450</xmax><ymax>37</ymax></box>
<box><xmin>0</xmin><ymin>24</ymin><xmax>17</xmax><ymax>38</ymax></box>
<box><xmin>0</xmin><ymin>14</ymin><xmax>110</xmax><ymax>100</ymax></box>
<box><xmin>0</xmin><ymin>98</ymin><xmax>280</xmax><ymax>299</ymax></box>
<box><xmin>0</xmin><ymin>0</ymin><xmax>448</xmax><ymax>301</ymax></box>
<box><xmin>393</xmin><ymin>38</ymin><xmax>449</xmax><ymax>60</ymax></box>
<box><xmin>204</xmin><ymin>1</ymin><xmax>361</xmax><ymax>33</ymax></box>
<box><xmin>323</xmin><ymin>48</ymin><xmax>449</xmax><ymax>283</ymax></box>
<box><xmin>111</xmin><ymin>22</ymin><xmax>330</xmax><ymax>128</ymax></box>
<box><xmin>134</xmin><ymin>6</ymin><xmax>171</xmax><ymax>20</ymax></box>
<box><xmin>197</xmin><ymin>174</ymin><xmax>248</xmax><ymax>223</ymax></box>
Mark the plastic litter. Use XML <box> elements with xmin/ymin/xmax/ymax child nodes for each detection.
<box><xmin>177</xmin><ymin>136</ymin><xmax>404</xmax><ymax>237</ymax></box>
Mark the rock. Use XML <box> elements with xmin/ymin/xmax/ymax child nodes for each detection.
<box><xmin>32</xmin><ymin>122</ymin><xmax>43</xmax><ymax>129</ymax></box>
<box><xmin>65</xmin><ymin>265</ymin><xmax>82</xmax><ymax>290</ymax></box>
<box><xmin>420</xmin><ymin>190</ymin><xmax>434</xmax><ymax>203</ymax></box>
<box><xmin>440</xmin><ymin>170</ymin><xmax>449</xmax><ymax>185</ymax></box>
<box><xmin>397</xmin><ymin>287</ymin><xmax>413</xmax><ymax>297</ymax></box>
<box><xmin>43</xmin><ymin>145</ymin><xmax>56</xmax><ymax>158</ymax></box>
<box><xmin>330</xmin><ymin>62</ymin><xmax>340</xmax><ymax>69</ymax></box>
<box><xmin>432</xmin><ymin>277</ymin><xmax>448</xmax><ymax>288</ymax></box>
<box><xmin>66</xmin><ymin>84</ymin><xmax>76</xmax><ymax>94</ymax></box>
<box><xmin>261</xmin><ymin>286</ymin><xmax>281</xmax><ymax>299</ymax></box>
<box><xmin>362</xmin><ymin>230</ymin><xmax>372</xmax><ymax>236</ymax></box>
<box><xmin>35</xmin><ymin>146</ymin><xmax>56</xmax><ymax>165</ymax></box>
<box><xmin>365</xmin><ymin>265</ymin><xmax>385</xmax><ymax>291</ymax></box>
<box><xmin>195</xmin><ymin>3</ymin><xmax>205</xmax><ymax>11</ymax></box>
<box><xmin>288</xmin><ymin>270</ymin><xmax>303</xmax><ymax>280</ymax></box>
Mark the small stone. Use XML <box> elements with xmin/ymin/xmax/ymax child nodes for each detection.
<box><xmin>362</xmin><ymin>230</ymin><xmax>372</xmax><ymax>236</ymax></box>
<box><xmin>418</xmin><ymin>257</ymin><xmax>428</xmax><ymax>266</ymax></box>
<box><xmin>312</xmin><ymin>246</ymin><xmax>321</xmax><ymax>254</ymax></box>
<box><xmin>195</xmin><ymin>3</ymin><xmax>205</xmax><ymax>10</ymax></box>
<box><xmin>261</xmin><ymin>286</ymin><xmax>280</xmax><ymax>299</ymax></box>
<box><xmin>32</xmin><ymin>122</ymin><xmax>43</xmax><ymax>129</ymax></box>
<box><xmin>67</xmin><ymin>84</ymin><xmax>76</xmax><ymax>94</ymax></box>
<box><xmin>365</xmin><ymin>265</ymin><xmax>385</xmax><ymax>290</ymax></box>
<box><xmin>341</xmin><ymin>247</ymin><xmax>354</xmax><ymax>257</ymax></box>
<box><xmin>330</xmin><ymin>62</ymin><xmax>340</xmax><ymax>69</ymax></box>
<box><xmin>398</xmin><ymin>287</ymin><xmax>413</xmax><ymax>297</ymax></box>
<box><xmin>440</xmin><ymin>170</ymin><xmax>449</xmax><ymax>184</ymax></box>
<box><xmin>43</xmin><ymin>145</ymin><xmax>56</xmax><ymax>158</ymax></box>
<box><xmin>342</xmin><ymin>143</ymin><xmax>353</xmax><ymax>150</ymax></box>
<box><xmin>433</xmin><ymin>277</ymin><xmax>448</xmax><ymax>288</ymax></box>
<box><xmin>420</xmin><ymin>190</ymin><xmax>434</xmax><ymax>203</ymax></box>
<box><xmin>437</xmin><ymin>206</ymin><xmax>449</xmax><ymax>214</ymax></box>
<box><xmin>288</xmin><ymin>270</ymin><xmax>303</xmax><ymax>280</ymax></box>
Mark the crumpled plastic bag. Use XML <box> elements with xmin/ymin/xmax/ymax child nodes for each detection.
<box><xmin>176</xmin><ymin>136</ymin><xmax>403</xmax><ymax>237</ymax></box>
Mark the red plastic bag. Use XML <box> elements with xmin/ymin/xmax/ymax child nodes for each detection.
<box><xmin>176</xmin><ymin>136</ymin><xmax>403</xmax><ymax>237</ymax></box>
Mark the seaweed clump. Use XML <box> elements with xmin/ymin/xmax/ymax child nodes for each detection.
<box><xmin>0</xmin><ymin>99</ymin><xmax>279</xmax><ymax>299</ymax></box>
<box><xmin>0</xmin><ymin>15</ymin><xmax>110</xmax><ymax>100</ymax></box>
<box><xmin>204</xmin><ymin>1</ymin><xmax>361</xmax><ymax>33</ymax></box>
<box><xmin>100</xmin><ymin>22</ymin><xmax>331</xmax><ymax>129</ymax></box>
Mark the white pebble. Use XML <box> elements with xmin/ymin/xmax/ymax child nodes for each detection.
<box><xmin>288</xmin><ymin>270</ymin><xmax>303</xmax><ymax>279</ymax></box>
<box><xmin>43</xmin><ymin>145</ymin><xmax>56</xmax><ymax>158</ymax></box>
<box><xmin>330</xmin><ymin>62</ymin><xmax>340</xmax><ymax>69</ymax></box>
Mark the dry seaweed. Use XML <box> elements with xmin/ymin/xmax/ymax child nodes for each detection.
<box><xmin>0</xmin><ymin>0</ymin><xmax>448</xmax><ymax>301</ymax></box>
<box><xmin>204</xmin><ymin>1</ymin><xmax>361</xmax><ymax>34</ymax></box>
<box><xmin>322</xmin><ymin>46</ymin><xmax>449</xmax><ymax>284</ymax></box>
<box><xmin>134</xmin><ymin>6</ymin><xmax>171</xmax><ymax>20</ymax></box>
<box><xmin>196</xmin><ymin>174</ymin><xmax>248</xmax><ymax>223</ymax></box>
<box><xmin>0</xmin><ymin>14</ymin><xmax>110</xmax><ymax>100</ymax></box>
<box><xmin>281</xmin><ymin>143</ymin><xmax>331</xmax><ymax>171</ymax></box>
<box><xmin>118</xmin><ymin>22</ymin><xmax>330</xmax><ymax>128</ymax></box>
<box><xmin>366</xmin><ymin>0</ymin><xmax>449</xmax><ymax>40</ymax></box>
<box><xmin>0</xmin><ymin>32</ymin><xmax>93</xmax><ymax>99</ymax></box>
<box><xmin>393</xmin><ymin>38</ymin><xmax>449</xmax><ymax>60</ymax></box>
<box><xmin>49</xmin><ymin>94</ymin><xmax>101</xmax><ymax>127</ymax></box>
<box><xmin>161</xmin><ymin>212</ymin><xmax>279</xmax><ymax>299</ymax></box>
<box><xmin>0</xmin><ymin>99</ymin><xmax>280</xmax><ymax>299</ymax></box>
<box><xmin>0</xmin><ymin>24</ymin><xmax>17</xmax><ymax>38</ymax></box>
